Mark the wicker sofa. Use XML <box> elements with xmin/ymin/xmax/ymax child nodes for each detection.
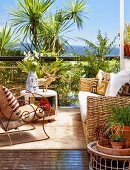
<box><xmin>79</xmin><ymin>78</ymin><xmax>130</xmax><ymax>145</ymax></box>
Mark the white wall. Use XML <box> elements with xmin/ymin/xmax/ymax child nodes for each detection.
<box><xmin>124</xmin><ymin>59</ymin><xmax>130</xmax><ymax>71</ymax></box>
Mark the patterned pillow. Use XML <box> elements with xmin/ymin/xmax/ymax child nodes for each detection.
<box><xmin>91</xmin><ymin>79</ymin><xmax>99</xmax><ymax>94</ymax></box>
<box><xmin>0</xmin><ymin>86</ymin><xmax>21</xmax><ymax>120</ymax></box>
<box><xmin>92</xmin><ymin>70</ymin><xmax>110</xmax><ymax>95</ymax></box>
<box><xmin>116</xmin><ymin>83</ymin><xmax>130</xmax><ymax>96</ymax></box>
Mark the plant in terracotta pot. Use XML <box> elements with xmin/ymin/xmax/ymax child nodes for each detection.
<box><xmin>124</xmin><ymin>24</ymin><xmax>130</xmax><ymax>56</ymax></box>
<box><xmin>95</xmin><ymin>124</ymin><xmax>110</xmax><ymax>145</ymax></box>
<box><xmin>107</xmin><ymin>105</ymin><xmax>130</xmax><ymax>148</ymax></box>
<box><xmin>109</xmin><ymin>133</ymin><xmax>124</xmax><ymax>149</ymax></box>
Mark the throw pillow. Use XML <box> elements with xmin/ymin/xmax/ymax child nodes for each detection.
<box><xmin>0</xmin><ymin>86</ymin><xmax>21</xmax><ymax>120</ymax></box>
<box><xmin>92</xmin><ymin>70</ymin><xmax>110</xmax><ymax>95</ymax></box>
<box><xmin>116</xmin><ymin>83</ymin><xmax>130</xmax><ymax>96</ymax></box>
<box><xmin>105</xmin><ymin>73</ymin><xmax>115</xmax><ymax>96</ymax></box>
<box><xmin>91</xmin><ymin>79</ymin><xmax>99</xmax><ymax>94</ymax></box>
<box><xmin>108</xmin><ymin>70</ymin><xmax>130</xmax><ymax>96</ymax></box>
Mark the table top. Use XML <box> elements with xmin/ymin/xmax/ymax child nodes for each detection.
<box><xmin>20</xmin><ymin>89</ymin><xmax>57</xmax><ymax>97</ymax></box>
<box><xmin>87</xmin><ymin>141</ymin><xmax>130</xmax><ymax>160</ymax></box>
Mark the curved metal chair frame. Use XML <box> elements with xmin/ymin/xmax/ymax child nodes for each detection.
<box><xmin>0</xmin><ymin>89</ymin><xmax>50</xmax><ymax>146</ymax></box>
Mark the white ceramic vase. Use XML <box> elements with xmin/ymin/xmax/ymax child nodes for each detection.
<box><xmin>26</xmin><ymin>71</ymin><xmax>39</xmax><ymax>93</ymax></box>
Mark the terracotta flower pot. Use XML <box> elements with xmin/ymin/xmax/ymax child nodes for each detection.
<box><xmin>111</xmin><ymin>141</ymin><xmax>124</xmax><ymax>149</ymax></box>
<box><xmin>124</xmin><ymin>43</ymin><xmax>130</xmax><ymax>56</ymax></box>
<box><xmin>97</xmin><ymin>141</ymin><xmax>130</xmax><ymax>156</ymax></box>
<box><xmin>122</xmin><ymin>126</ymin><xmax>130</xmax><ymax>148</ymax></box>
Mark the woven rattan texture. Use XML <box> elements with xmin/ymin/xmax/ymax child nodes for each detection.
<box><xmin>80</xmin><ymin>78</ymin><xmax>130</xmax><ymax>145</ymax></box>
<box><xmin>80</xmin><ymin>78</ymin><xmax>96</xmax><ymax>92</ymax></box>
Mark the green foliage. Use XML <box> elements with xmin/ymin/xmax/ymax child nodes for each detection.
<box><xmin>0</xmin><ymin>23</ymin><xmax>19</xmax><ymax>56</ymax></box>
<box><xmin>110</xmin><ymin>133</ymin><xmax>124</xmax><ymax>142</ymax></box>
<box><xmin>78</xmin><ymin>30</ymin><xmax>119</xmax><ymax>78</ymax></box>
<box><xmin>0</xmin><ymin>56</ymin><xmax>119</xmax><ymax>106</ymax></box>
<box><xmin>39</xmin><ymin>0</ymin><xmax>87</xmax><ymax>54</ymax></box>
<box><xmin>10</xmin><ymin>0</ymin><xmax>54</xmax><ymax>50</ymax></box>
<box><xmin>82</xmin><ymin>56</ymin><xmax>119</xmax><ymax>78</ymax></box>
<box><xmin>17</xmin><ymin>51</ymin><xmax>41</xmax><ymax>73</ymax></box>
<box><xmin>6</xmin><ymin>49</ymin><xmax>23</xmax><ymax>56</ymax></box>
<box><xmin>124</xmin><ymin>24</ymin><xmax>130</xmax><ymax>43</ymax></box>
<box><xmin>107</xmin><ymin>106</ymin><xmax>130</xmax><ymax>127</ymax></box>
<box><xmin>81</xmin><ymin>30</ymin><xmax>118</xmax><ymax>58</ymax></box>
<box><xmin>0</xmin><ymin>61</ymin><xmax>26</xmax><ymax>85</ymax></box>
<box><xmin>37</xmin><ymin>58</ymin><xmax>64</xmax><ymax>78</ymax></box>
<box><xmin>64</xmin><ymin>0</ymin><xmax>87</xmax><ymax>29</ymax></box>
<box><xmin>11</xmin><ymin>0</ymin><xmax>87</xmax><ymax>53</ymax></box>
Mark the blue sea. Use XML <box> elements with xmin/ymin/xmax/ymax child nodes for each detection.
<box><xmin>65</xmin><ymin>45</ymin><xmax>120</xmax><ymax>57</ymax></box>
<box><xmin>19</xmin><ymin>44</ymin><xmax>120</xmax><ymax>57</ymax></box>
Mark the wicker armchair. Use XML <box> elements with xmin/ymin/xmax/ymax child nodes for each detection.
<box><xmin>80</xmin><ymin>78</ymin><xmax>130</xmax><ymax>145</ymax></box>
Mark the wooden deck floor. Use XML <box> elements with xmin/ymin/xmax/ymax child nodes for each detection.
<box><xmin>0</xmin><ymin>150</ymin><xmax>90</xmax><ymax>169</ymax></box>
<box><xmin>0</xmin><ymin>108</ymin><xmax>90</xmax><ymax>169</ymax></box>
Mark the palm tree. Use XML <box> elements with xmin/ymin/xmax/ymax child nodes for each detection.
<box><xmin>0</xmin><ymin>23</ymin><xmax>19</xmax><ymax>56</ymax></box>
<box><xmin>39</xmin><ymin>12</ymin><xmax>69</xmax><ymax>54</ymax></box>
<box><xmin>63</xmin><ymin>0</ymin><xmax>87</xmax><ymax>29</ymax></box>
<box><xmin>40</xmin><ymin>0</ymin><xmax>87</xmax><ymax>54</ymax></box>
<box><xmin>10</xmin><ymin>0</ymin><xmax>54</xmax><ymax>50</ymax></box>
<box><xmin>11</xmin><ymin>0</ymin><xmax>87</xmax><ymax>53</ymax></box>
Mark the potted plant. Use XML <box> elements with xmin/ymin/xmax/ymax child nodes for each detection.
<box><xmin>107</xmin><ymin>105</ymin><xmax>130</xmax><ymax>148</ymax></box>
<box><xmin>109</xmin><ymin>133</ymin><xmax>124</xmax><ymax>149</ymax></box>
<box><xmin>124</xmin><ymin>24</ymin><xmax>130</xmax><ymax>56</ymax></box>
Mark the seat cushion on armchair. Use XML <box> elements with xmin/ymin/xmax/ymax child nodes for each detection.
<box><xmin>20</xmin><ymin>104</ymin><xmax>44</xmax><ymax>123</ymax></box>
<box><xmin>78</xmin><ymin>91</ymin><xmax>99</xmax><ymax>122</ymax></box>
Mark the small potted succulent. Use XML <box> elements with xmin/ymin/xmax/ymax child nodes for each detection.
<box><xmin>109</xmin><ymin>133</ymin><xmax>124</xmax><ymax>149</ymax></box>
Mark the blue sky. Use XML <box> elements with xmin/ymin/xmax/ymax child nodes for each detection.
<box><xmin>0</xmin><ymin>0</ymin><xmax>130</xmax><ymax>46</ymax></box>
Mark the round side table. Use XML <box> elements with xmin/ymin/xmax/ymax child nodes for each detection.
<box><xmin>87</xmin><ymin>141</ymin><xmax>130</xmax><ymax>170</ymax></box>
<box><xmin>20</xmin><ymin>89</ymin><xmax>58</xmax><ymax>120</ymax></box>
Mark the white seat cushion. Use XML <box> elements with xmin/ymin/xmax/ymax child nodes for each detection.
<box><xmin>78</xmin><ymin>91</ymin><xmax>99</xmax><ymax>122</ymax></box>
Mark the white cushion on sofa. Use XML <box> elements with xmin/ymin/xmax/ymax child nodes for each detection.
<box><xmin>108</xmin><ymin>70</ymin><xmax>130</xmax><ymax>96</ymax></box>
<box><xmin>78</xmin><ymin>91</ymin><xmax>99</xmax><ymax>122</ymax></box>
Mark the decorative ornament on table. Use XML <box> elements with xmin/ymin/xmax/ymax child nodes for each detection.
<box><xmin>17</xmin><ymin>51</ymin><xmax>41</xmax><ymax>93</ymax></box>
<box><xmin>26</xmin><ymin>70</ymin><xmax>39</xmax><ymax>93</ymax></box>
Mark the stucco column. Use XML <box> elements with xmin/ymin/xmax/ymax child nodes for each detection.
<box><xmin>120</xmin><ymin>0</ymin><xmax>125</xmax><ymax>70</ymax></box>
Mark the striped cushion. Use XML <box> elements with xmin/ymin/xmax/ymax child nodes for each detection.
<box><xmin>0</xmin><ymin>86</ymin><xmax>21</xmax><ymax>120</ymax></box>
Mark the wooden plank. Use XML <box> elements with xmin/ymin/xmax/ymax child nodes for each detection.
<box><xmin>0</xmin><ymin>150</ymin><xmax>90</xmax><ymax>169</ymax></box>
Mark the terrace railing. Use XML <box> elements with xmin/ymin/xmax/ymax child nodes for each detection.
<box><xmin>0</xmin><ymin>56</ymin><xmax>119</xmax><ymax>107</ymax></box>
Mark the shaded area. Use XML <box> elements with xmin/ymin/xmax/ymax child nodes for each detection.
<box><xmin>0</xmin><ymin>149</ymin><xmax>90</xmax><ymax>170</ymax></box>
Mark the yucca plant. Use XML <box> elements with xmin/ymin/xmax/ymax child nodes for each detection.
<box><xmin>63</xmin><ymin>0</ymin><xmax>87</xmax><ymax>29</ymax></box>
<box><xmin>40</xmin><ymin>0</ymin><xmax>87</xmax><ymax>54</ymax></box>
<box><xmin>10</xmin><ymin>0</ymin><xmax>54</xmax><ymax>51</ymax></box>
<box><xmin>0</xmin><ymin>23</ymin><xmax>19</xmax><ymax>56</ymax></box>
